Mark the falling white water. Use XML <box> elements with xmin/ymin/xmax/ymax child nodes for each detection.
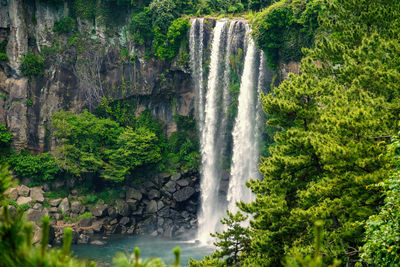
<box><xmin>189</xmin><ymin>18</ymin><xmax>205</xmax><ymax>132</ymax></box>
<box><xmin>197</xmin><ymin>20</ymin><xmax>227</xmax><ymax>244</ymax></box>
<box><xmin>227</xmin><ymin>34</ymin><xmax>260</xmax><ymax>213</ymax></box>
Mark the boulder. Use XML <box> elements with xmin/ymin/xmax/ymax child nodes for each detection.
<box><xmin>146</xmin><ymin>200</ymin><xmax>157</xmax><ymax>213</ymax></box>
<box><xmin>32</xmin><ymin>203</ymin><xmax>42</xmax><ymax>210</ymax></box>
<box><xmin>148</xmin><ymin>189</ymin><xmax>160</xmax><ymax>200</ymax></box>
<box><xmin>110</xmin><ymin>218</ymin><xmax>118</xmax><ymax>225</ymax></box>
<box><xmin>132</xmin><ymin>206</ymin><xmax>143</xmax><ymax>216</ymax></box>
<box><xmin>70</xmin><ymin>201</ymin><xmax>83</xmax><ymax>214</ymax></box>
<box><xmin>126</xmin><ymin>188</ymin><xmax>142</xmax><ymax>201</ymax></box>
<box><xmin>59</xmin><ymin>198</ymin><xmax>70</xmax><ymax>213</ymax></box>
<box><xmin>78</xmin><ymin>234</ymin><xmax>90</xmax><ymax>244</ymax></box>
<box><xmin>171</xmin><ymin>173</ymin><xmax>181</xmax><ymax>181</ymax></box>
<box><xmin>126</xmin><ymin>199</ymin><xmax>137</xmax><ymax>211</ymax></box>
<box><xmin>17</xmin><ymin>196</ymin><xmax>32</xmax><ymax>205</ymax></box>
<box><xmin>92</xmin><ymin>219</ymin><xmax>104</xmax><ymax>233</ymax></box>
<box><xmin>119</xmin><ymin>216</ymin><xmax>130</xmax><ymax>226</ymax></box>
<box><xmin>90</xmin><ymin>204</ymin><xmax>107</xmax><ymax>217</ymax></box>
<box><xmin>116</xmin><ymin>200</ymin><xmax>130</xmax><ymax>217</ymax></box>
<box><xmin>176</xmin><ymin>179</ymin><xmax>190</xmax><ymax>187</ymax></box>
<box><xmin>78</xmin><ymin>218</ymin><xmax>92</xmax><ymax>227</ymax></box>
<box><xmin>107</xmin><ymin>207</ymin><xmax>117</xmax><ymax>219</ymax></box>
<box><xmin>157</xmin><ymin>200</ymin><xmax>164</xmax><ymax>211</ymax></box>
<box><xmin>173</xmin><ymin>187</ymin><xmax>195</xmax><ymax>202</ymax></box>
<box><xmin>49</xmin><ymin>198</ymin><xmax>62</xmax><ymax>207</ymax></box>
<box><xmin>26</xmin><ymin>208</ymin><xmax>43</xmax><ymax>223</ymax></box>
<box><xmin>90</xmin><ymin>240</ymin><xmax>105</xmax><ymax>245</ymax></box>
<box><xmin>163</xmin><ymin>181</ymin><xmax>177</xmax><ymax>193</ymax></box>
<box><xmin>5</xmin><ymin>187</ymin><xmax>18</xmax><ymax>200</ymax></box>
<box><xmin>17</xmin><ymin>185</ymin><xmax>30</xmax><ymax>197</ymax></box>
<box><xmin>30</xmin><ymin>187</ymin><xmax>44</xmax><ymax>202</ymax></box>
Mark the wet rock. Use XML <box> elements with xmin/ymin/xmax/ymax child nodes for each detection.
<box><xmin>92</xmin><ymin>219</ymin><xmax>104</xmax><ymax>233</ymax></box>
<box><xmin>90</xmin><ymin>204</ymin><xmax>107</xmax><ymax>217</ymax></box>
<box><xmin>78</xmin><ymin>234</ymin><xmax>90</xmax><ymax>244</ymax></box>
<box><xmin>126</xmin><ymin>199</ymin><xmax>137</xmax><ymax>211</ymax></box>
<box><xmin>90</xmin><ymin>240</ymin><xmax>105</xmax><ymax>245</ymax></box>
<box><xmin>116</xmin><ymin>200</ymin><xmax>130</xmax><ymax>217</ymax></box>
<box><xmin>146</xmin><ymin>200</ymin><xmax>157</xmax><ymax>213</ymax></box>
<box><xmin>59</xmin><ymin>198</ymin><xmax>70</xmax><ymax>213</ymax></box>
<box><xmin>78</xmin><ymin>218</ymin><xmax>92</xmax><ymax>227</ymax></box>
<box><xmin>119</xmin><ymin>216</ymin><xmax>130</xmax><ymax>226</ymax></box>
<box><xmin>70</xmin><ymin>201</ymin><xmax>83</xmax><ymax>214</ymax></box>
<box><xmin>107</xmin><ymin>206</ymin><xmax>117</xmax><ymax>219</ymax></box>
<box><xmin>17</xmin><ymin>185</ymin><xmax>30</xmax><ymax>196</ymax></box>
<box><xmin>5</xmin><ymin>187</ymin><xmax>18</xmax><ymax>200</ymax></box>
<box><xmin>148</xmin><ymin>189</ymin><xmax>160</xmax><ymax>200</ymax></box>
<box><xmin>173</xmin><ymin>187</ymin><xmax>195</xmax><ymax>202</ymax></box>
<box><xmin>110</xmin><ymin>218</ymin><xmax>118</xmax><ymax>225</ymax></box>
<box><xmin>157</xmin><ymin>200</ymin><xmax>164</xmax><ymax>211</ymax></box>
<box><xmin>164</xmin><ymin>181</ymin><xmax>177</xmax><ymax>193</ymax></box>
<box><xmin>171</xmin><ymin>173</ymin><xmax>181</xmax><ymax>181</ymax></box>
<box><xmin>132</xmin><ymin>206</ymin><xmax>143</xmax><ymax>216</ymax></box>
<box><xmin>126</xmin><ymin>188</ymin><xmax>142</xmax><ymax>201</ymax></box>
<box><xmin>176</xmin><ymin>179</ymin><xmax>189</xmax><ymax>187</ymax></box>
<box><xmin>17</xmin><ymin>196</ymin><xmax>32</xmax><ymax>205</ymax></box>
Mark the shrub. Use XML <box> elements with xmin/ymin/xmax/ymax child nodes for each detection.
<box><xmin>0</xmin><ymin>53</ymin><xmax>7</xmax><ymax>62</ymax></box>
<box><xmin>0</xmin><ymin>124</ymin><xmax>12</xmax><ymax>147</ymax></box>
<box><xmin>20</xmin><ymin>52</ymin><xmax>45</xmax><ymax>77</ymax></box>
<box><xmin>77</xmin><ymin>212</ymin><xmax>93</xmax><ymax>220</ymax></box>
<box><xmin>53</xmin><ymin>16</ymin><xmax>75</xmax><ymax>34</ymax></box>
<box><xmin>130</xmin><ymin>8</ymin><xmax>153</xmax><ymax>45</ymax></box>
<box><xmin>153</xmin><ymin>17</ymin><xmax>190</xmax><ymax>60</ymax></box>
<box><xmin>9</xmin><ymin>152</ymin><xmax>60</xmax><ymax>182</ymax></box>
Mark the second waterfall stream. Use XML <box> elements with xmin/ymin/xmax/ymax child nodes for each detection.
<box><xmin>189</xmin><ymin>18</ymin><xmax>273</xmax><ymax>244</ymax></box>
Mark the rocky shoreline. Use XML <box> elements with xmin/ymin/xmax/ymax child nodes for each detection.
<box><xmin>5</xmin><ymin>170</ymin><xmax>201</xmax><ymax>245</ymax></box>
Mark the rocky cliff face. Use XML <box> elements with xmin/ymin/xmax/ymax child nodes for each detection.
<box><xmin>0</xmin><ymin>0</ymin><xmax>201</xmax><ymax>152</ymax></box>
<box><xmin>0</xmin><ymin>1</ymin><xmax>299</xmax><ymax>152</ymax></box>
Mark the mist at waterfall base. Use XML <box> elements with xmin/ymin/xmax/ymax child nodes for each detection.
<box><xmin>72</xmin><ymin>235</ymin><xmax>213</xmax><ymax>266</ymax></box>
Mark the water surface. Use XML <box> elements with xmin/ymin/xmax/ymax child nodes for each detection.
<box><xmin>72</xmin><ymin>235</ymin><xmax>213</xmax><ymax>266</ymax></box>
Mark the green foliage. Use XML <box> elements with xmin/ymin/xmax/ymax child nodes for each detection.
<box><xmin>20</xmin><ymin>52</ymin><xmax>45</xmax><ymax>78</ymax></box>
<box><xmin>239</xmin><ymin>0</ymin><xmax>400</xmax><ymax>265</ymax></box>
<box><xmin>77</xmin><ymin>212</ymin><xmax>93</xmax><ymax>221</ymax></box>
<box><xmin>102</xmin><ymin>126</ymin><xmax>162</xmax><ymax>181</ymax></box>
<box><xmin>52</xmin><ymin>109</ymin><xmax>163</xmax><ymax>181</ymax></box>
<box><xmin>0</xmin><ymin>124</ymin><xmax>12</xmax><ymax>147</ymax></box>
<box><xmin>251</xmin><ymin>0</ymin><xmax>323</xmax><ymax>69</ymax></box>
<box><xmin>53</xmin><ymin>16</ymin><xmax>76</xmax><ymax>34</ymax></box>
<box><xmin>113</xmin><ymin>245</ymin><xmax>181</xmax><ymax>267</ymax></box>
<box><xmin>361</xmin><ymin>135</ymin><xmax>400</xmax><ymax>265</ymax></box>
<box><xmin>149</xmin><ymin>0</ymin><xmax>178</xmax><ymax>33</ymax></box>
<box><xmin>153</xmin><ymin>18</ymin><xmax>190</xmax><ymax>60</ymax></box>
<box><xmin>284</xmin><ymin>222</ymin><xmax>341</xmax><ymax>267</ymax></box>
<box><xmin>191</xmin><ymin>210</ymin><xmax>251</xmax><ymax>266</ymax></box>
<box><xmin>8</xmin><ymin>151</ymin><xmax>60</xmax><ymax>182</ymax></box>
<box><xmin>0</xmin><ymin>52</ymin><xmax>8</xmax><ymax>61</ymax></box>
<box><xmin>130</xmin><ymin>8</ymin><xmax>154</xmax><ymax>45</ymax></box>
<box><xmin>0</xmin><ymin>165</ymin><xmax>14</xmax><ymax>203</ymax></box>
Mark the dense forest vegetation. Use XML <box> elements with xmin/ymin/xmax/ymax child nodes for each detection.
<box><xmin>1</xmin><ymin>0</ymin><xmax>400</xmax><ymax>266</ymax></box>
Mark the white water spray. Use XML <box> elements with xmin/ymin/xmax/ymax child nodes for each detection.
<box><xmin>227</xmin><ymin>34</ymin><xmax>260</xmax><ymax>213</ymax></box>
<box><xmin>197</xmin><ymin>21</ymin><xmax>227</xmax><ymax>244</ymax></box>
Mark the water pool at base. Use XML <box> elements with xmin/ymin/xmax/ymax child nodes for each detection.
<box><xmin>71</xmin><ymin>236</ymin><xmax>213</xmax><ymax>266</ymax></box>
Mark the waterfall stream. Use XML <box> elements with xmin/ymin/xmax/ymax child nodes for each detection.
<box><xmin>190</xmin><ymin>18</ymin><xmax>271</xmax><ymax>244</ymax></box>
<box><xmin>196</xmin><ymin>20</ymin><xmax>227</xmax><ymax>244</ymax></box>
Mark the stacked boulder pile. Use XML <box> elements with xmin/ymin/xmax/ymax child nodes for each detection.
<box><xmin>5</xmin><ymin>169</ymin><xmax>200</xmax><ymax>245</ymax></box>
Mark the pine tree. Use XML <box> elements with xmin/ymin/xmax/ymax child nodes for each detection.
<box><xmin>241</xmin><ymin>0</ymin><xmax>400</xmax><ymax>265</ymax></box>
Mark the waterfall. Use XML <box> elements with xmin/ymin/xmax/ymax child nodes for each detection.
<box><xmin>190</xmin><ymin>18</ymin><xmax>272</xmax><ymax>244</ymax></box>
<box><xmin>197</xmin><ymin>20</ymin><xmax>227</xmax><ymax>244</ymax></box>
<box><xmin>227</xmin><ymin>34</ymin><xmax>260</xmax><ymax>213</ymax></box>
<box><xmin>189</xmin><ymin>18</ymin><xmax>205</xmax><ymax>132</ymax></box>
